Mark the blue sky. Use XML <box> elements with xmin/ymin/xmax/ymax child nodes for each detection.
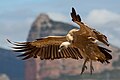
<box><xmin>0</xmin><ymin>0</ymin><xmax>120</xmax><ymax>49</ymax></box>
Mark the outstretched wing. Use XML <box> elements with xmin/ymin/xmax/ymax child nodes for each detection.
<box><xmin>71</xmin><ymin>7</ymin><xmax>109</xmax><ymax>46</ymax></box>
<box><xmin>7</xmin><ymin>36</ymin><xmax>82</xmax><ymax>60</ymax></box>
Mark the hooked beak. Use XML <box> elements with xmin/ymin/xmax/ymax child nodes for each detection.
<box><xmin>58</xmin><ymin>46</ymin><xmax>64</xmax><ymax>52</ymax></box>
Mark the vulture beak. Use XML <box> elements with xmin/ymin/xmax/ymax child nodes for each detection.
<box><xmin>58</xmin><ymin>46</ymin><xmax>64</xmax><ymax>52</ymax></box>
<box><xmin>58</xmin><ymin>41</ymin><xmax>71</xmax><ymax>52</ymax></box>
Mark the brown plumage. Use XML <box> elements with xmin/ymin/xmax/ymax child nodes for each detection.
<box><xmin>7</xmin><ymin>36</ymin><xmax>82</xmax><ymax>60</ymax></box>
<box><xmin>70</xmin><ymin>7</ymin><xmax>112</xmax><ymax>74</ymax></box>
<box><xmin>7</xmin><ymin>7</ymin><xmax>112</xmax><ymax>74</ymax></box>
<box><xmin>71</xmin><ymin>8</ymin><xmax>109</xmax><ymax>46</ymax></box>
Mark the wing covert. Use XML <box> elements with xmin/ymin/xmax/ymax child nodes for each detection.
<box><xmin>7</xmin><ymin>36</ymin><xmax>83</xmax><ymax>60</ymax></box>
<box><xmin>71</xmin><ymin>7</ymin><xmax>109</xmax><ymax>46</ymax></box>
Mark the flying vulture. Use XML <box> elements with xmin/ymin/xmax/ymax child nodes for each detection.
<box><xmin>7</xmin><ymin>7</ymin><xmax>112</xmax><ymax>74</ymax></box>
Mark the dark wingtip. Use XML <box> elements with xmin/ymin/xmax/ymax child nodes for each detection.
<box><xmin>6</xmin><ymin>39</ymin><xmax>17</xmax><ymax>46</ymax></box>
<box><xmin>98</xmin><ymin>45</ymin><xmax>112</xmax><ymax>52</ymax></box>
<box><xmin>17</xmin><ymin>54</ymin><xmax>24</xmax><ymax>57</ymax></box>
<box><xmin>72</xmin><ymin>7</ymin><xmax>75</xmax><ymax>11</ymax></box>
<box><xmin>72</xmin><ymin>7</ymin><xmax>76</xmax><ymax>13</ymax></box>
<box><xmin>77</xmin><ymin>14</ymin><xmax>81</xmax><ymax>22</ymax></box>
<box><xmin>7</xmin><ymin>39</ymin><xmax>12</xmax><ymax>44</ymax></box>
<box><xmin>21</xmin><ymin>55</ymin><xmax>31</xmax><ymax>60</ymax></box>
<box><xmin>71</xmin><ymin>7</ymin><xmax>82</xmax><ymax>23</ymax></box>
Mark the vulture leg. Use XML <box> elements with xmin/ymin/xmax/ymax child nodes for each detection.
<box><xmin>90</xmin><ymin>59</ymin><xmax>94</xmax><ymax>75</ymax></box>
<box><xmin>81</xmin><ymin>58</ymin><xmax>88</xmax><ymax>74</ymax></box>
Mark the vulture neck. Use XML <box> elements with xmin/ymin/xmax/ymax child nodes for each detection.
<box><xmin>66</xmin><ymin>29</ymin><xmax>79</xmax><ymax>42</ymax></box>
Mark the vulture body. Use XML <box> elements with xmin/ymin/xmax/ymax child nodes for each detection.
<box><xmin>7</xmin><ymin>7</ymin><xmax>112</xmax><ymax>74</ymax></box>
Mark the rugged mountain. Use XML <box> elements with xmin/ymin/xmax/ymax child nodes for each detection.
<box><xmin>0</xmin><ymin>48</ymin><xmax>24</xmax><ymax>80</ymax></box>
<box><xmin>25</xmin><ymin>14</ymin><xmax>120</xmax><ymax>80</ymax></box>
<box><xmin>27</xmin><ymin>13</ymin><xmax>76</xmax><ymax>41</ymax></box>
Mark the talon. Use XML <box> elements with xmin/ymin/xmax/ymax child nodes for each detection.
<box><xmin>90</xmin><ymin>60</ymin><xmax>94</xmax><ymax>75</ymax></box>
<box><xmin>90</xmin><ymin>66</ymin><xmax>94</xmax><ymax>75</ymax></box>
<box><xmin>85</xmin><ymin>65</ymin><xmax>87</xmax><ymax>69</ymax></box>
<box><xmin>81</xmin><ymin>65</ymin><xmax>88</xmax><ymax>74</ymax></box>
<box><xmin>80</xmin><ymin>59</ymin><xmax>88</xmax><ymax>75</ymax></box>
<box><xmin>91</xmin><ymin>66</ymin><xmax>94</xmax><ymax>71</ymax></box>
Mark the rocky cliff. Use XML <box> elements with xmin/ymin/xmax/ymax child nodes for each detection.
<box><xmin>27</xmin><ymin>14</ymin><xmax>76</xmax><ymax>41</ymax></box>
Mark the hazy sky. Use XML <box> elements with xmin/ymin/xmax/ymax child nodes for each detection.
<box><xmin>0</xmin><ymin>0</ymin><xmax>120</xmax><ymax>49</ymax></box>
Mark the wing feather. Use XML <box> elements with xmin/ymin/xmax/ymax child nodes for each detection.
<box><xmin>71</xmin><ymin>8</ymin><xmax>109</xmax><ymax>46</ymax></box>
<box><xmin>38</xmin><ymin>48</ymin><xmax>42</xmax><ymax>59</ymax></box>
<box><xmin>67</xmin><ymin>47</ymin><xmax>76</xmax><ymax>59</ymax></box>
<box><xmin>7</xmin><ymin>36</ymin><xmax>82</xmax><ymax>60</ymax></box>
<box><xmin>47</xmin><ymin>45</ymin><xmax>51</xmax><ymax>59</ymax></box>
<box><xmin>40</xmin><ymin>47</ymin><xmax>44</xmax><ymax>60</ymax></box>
<box><xmin>33</xmin><ymin>48</ymin><xmax>39</xmax><ymax>58</ymax></box>
<box><xmin>44</xmin><ymin>47</ymin><xmax>47</xmax><ymax>59</ymax></box>
<box><xmin>60</xmin><ymin>50</ymin><xmax>63</xmax><ymax>58</ymax></box>
<box><xmin>61</xmin><ymin>49</ymin><xmax>68</xmax><ymax>58</ymax></box>
<box><xmin>71</xmin><ymin>7</ymin><xmax>81</xmax><ymax>22</ymax></box>
<box><xmin>51</xmin><ymin>45</ymin><xmax>54</xmax><ymax>60</ymax></box>
<box><xmin>64</xmin><ymin>49</ymin><xmax>70</xmax><ymax>58</ymax></box>
<box><xmin>69</xmin><ymin>47</ymin><xmax>79</xmax><ymax>59</ymax></box>
<box><xmin>64</xmin><ymin>48</ymin><xmax>72</xmax><ymax>57</ymax></box>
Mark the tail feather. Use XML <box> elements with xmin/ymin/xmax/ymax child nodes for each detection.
<box><xmin>98</xmin><ymin>46</ymin><xmax>112</xmax><ymax>63</ymax></box>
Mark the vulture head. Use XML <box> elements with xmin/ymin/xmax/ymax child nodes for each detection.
<box><xmin>58</xmin><ymin>41</ymin><xmax>71</xmax><ymax>52</ymax></box>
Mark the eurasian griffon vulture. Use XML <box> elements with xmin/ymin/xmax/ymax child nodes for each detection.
<box><xmin>7</xmin><ymin>7</ymin><xmax>112</xmax><ymax>74</ymax></box>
